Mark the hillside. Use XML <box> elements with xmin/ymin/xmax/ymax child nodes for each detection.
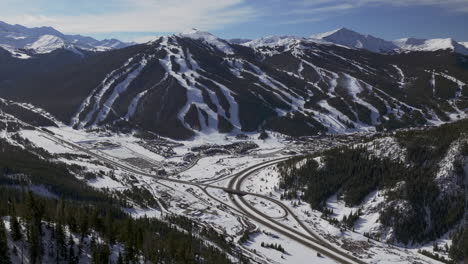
<box><xmin>276</xmin><ymin>120</ymin><xmax>468</xmax><ymax>262</ymax></box>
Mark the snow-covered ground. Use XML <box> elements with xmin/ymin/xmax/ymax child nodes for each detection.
<box><xmin>0</xmin><ymin>123</ymin><xmax>454</xmax><ymax>263</ymax></box>
<box><xmin>19</xmin><ymin>129</ymin><xmax>75</xmax><ymax>154</ymax></box>
<box><xmin>242</xmin><ymin>165</ymin><xmax>441</xmax><ymax>264</ymax></box>
<box><xmin>244</xmin><ymin>226</ymin><xmax>340</xmax><ymax>264</ymax></box>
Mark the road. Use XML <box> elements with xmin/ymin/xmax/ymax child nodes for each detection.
<box><xmin>227</xmin><ymin>160</ymin><xmax>366</xmax><ymax>264</ymax></box>
<box><xmin>41</xmin><ymin>129</ymin><xmax>364</xmax><ymax>264</ymax></box>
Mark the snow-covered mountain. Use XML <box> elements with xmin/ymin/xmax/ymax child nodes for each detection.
<box><xmin>461</xmin><ymin>42</ymin><xmax>468</xmax><ymax>49</ymax></box>
<box><xmin>244</xmin><ymin>35</ymin><xmax>327</xmax><ymax>48</ymax></box>
<box><xmin>178</xmin><ymin>28</ymin><xmax>234</xmax><ymax>54</ymax></box>
<box><xmin>2</xmin><ymin>29</ymin><xmax>468</xmax><ymax>140</ymax></box>
<box><xmin>0</xmin><ymin>20</ymin><xmax>134</xmax><ymax>57</ymax></box>
<box><xmin>0</xmin><ymin>21</ymin><xmax>62</xmax><ymax>47</ymax></box>
<box><xmin>310</xmin><ymin>27</ymin><xmax>468</xmax><ymax>55</ymax></box>
<box><xmin>25</xmin><ymin>35</ymin><xmax>66</xmax><ymax>54</ymax></box>
<box><xmin>392</xmin><ymin>37</ymin><xmax>468</xmax><ymax>55</ymax></box>
<box><xmin>95</xmin><ymin>38</ymin><xmax>132</xmax><ymax>49</ymax></box>
<box><xmin>246</xmin><ymin>28</ymin><xmax>468</xmax><ymax>56</ymax></box>
<box><xmin>311</xmin><ymin>27</ymin><xmax>398</xmax><ymax>53</ymax></box>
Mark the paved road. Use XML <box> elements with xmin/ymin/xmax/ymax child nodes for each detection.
<box><xmin>41</xmin><ymin>130</ymin><xmax>364</xmax><ymax>264</ymax></box>
<box><xmin>227</xmin><ymin>161</ymin><xmax>366</xmax><ymax>264</ymax></box>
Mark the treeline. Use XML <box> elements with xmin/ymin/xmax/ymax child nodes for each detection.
<box><xmin>0</xmin><ymin>187</ymin><xmax>235</xmax><ymax>264</ymax></box>
<box><xmin>260</xmin><ymin>242</ymin><xmax>285</xmax><ymax>253</ymax></box>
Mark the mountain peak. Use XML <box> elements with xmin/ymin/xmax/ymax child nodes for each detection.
<box><xmin>311</xmin><ymin>27</ymin><xmax>357</xmax><ymax>39</ymax></box>
<box><xmin>178</xmin><ymin>28</ymin><xmax>218</xmax><ymax>40</ymax></box>
<box><xmin>311</xmin><ymin>28</ymin><xmax>397</xmax><ymax>52</ymax></box>
<box><xmin>0</xmin><ymin>20</ymin><xmax>133</xmax><ymax>57</ymax></box>
<box><xmin>25</xmin><ymin>35</ymin><xmax>65</xmax><ymax>54</ymax></box>
<box><xmin>178</xmin><ymin>28</ymin><xmax>234</xmax><ymax>54</ymax></box>
<box><xmin>181</xmin><ymin>28</ymin><xmax>202</xmax><ymax>35</ymax></box>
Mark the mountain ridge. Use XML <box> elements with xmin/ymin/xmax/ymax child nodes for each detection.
<box><xmin>0</xmin><ymin>20</ymin><xmax>134</xmax><ymax>57</ymax></box>
<box><xmin>393</xmin><ymin>37</ymin><xmax>468</xmax><ymax>55</ymax></box>
<box><xmin>185</xmin><ymin>27</ymin><xmax>468</xmax><ymax>56</ymax></box>
<box><xmin>307</xmin><ymin>27</ymin><xmax>468</xmax><ymax>55</ymax></box>
<box><xmin>1</xmin><ymin>28</ymin><xmax>467</xmax><ymax>140</ymax></box>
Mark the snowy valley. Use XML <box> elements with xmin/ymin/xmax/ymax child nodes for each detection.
<box><xmin>0</xmin><ymin>21</ymin><xmax>467</xmax><ymax>264</ymax></box>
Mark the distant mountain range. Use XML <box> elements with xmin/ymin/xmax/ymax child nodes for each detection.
<box><xmin>233</xmin><ymin>27</ymin><xmax>468</xmax><ymax>55</ymax></box>
<box><xmin>0</xmin><ymin>21</ymin><xmax>134</xmax><ymax>58</ymax></box>
<box><xmin>1</xmin><ymin>21</ymin><xmax>467</xmax><ymax>59</ymax></box>
<box><xmin>311</xmin><ymin>27</ymin><xmax>468</xmax><ymax>55</ymax></box>
<box><xmin>226</xmin><ymin>28</ymin><xmax>468</xmax><ymax>55</ymax></box>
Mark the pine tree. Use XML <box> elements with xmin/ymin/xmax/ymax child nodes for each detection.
<box><xmin>123</xmin><ymin>218</ymin><xmax>135</xmax><ymax>262</ymax></box>
<box><xmin>68</xmin><ymin>234</ymin><xmax>76</xmax><ymax>264</ymax></box>
<box><xmin>117</xmin><ymin>252</ymin><xmax>124</xmax><ymax>264</ymax></box>
<box><xmin>28</xmin><ymin>222</ymin><xmax>41</xmax><ymax>264</ymax></box>
<box><xmin>10</xmin><ymin>216</ymin><xmax>21</xmax><ymax>241</ymax></box>
<box><xmin>92</xmin><ymin>243</ymin><xmax>110</xmax><ymax>264</ymax></box>
<box><xmin>25</xmin><ymin>191</ymin><xmax>43</xmax><ymax>264</ymax></box>
<box><xmin>0</xmin><ymin>220</ymin><xmax>12</xmax><ymax>264</ymax></box>
<box><xmin>78</xmin><ymin>211</ymin><xmax>88</xmax><ymax>242</ymax></box>
<box><xmin>55</xmin><ymin>222</ymin><xmax>66</xmax><ymax>261</ymax></box>
<box><xmin>104</xmin><ymin>209</ymin><xmax>114</xmax><ymax>245</ymax></box>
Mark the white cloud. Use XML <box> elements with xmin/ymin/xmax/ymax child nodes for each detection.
<box><xmin>279</xmin><ymin>17</ymin><xmax>325</xmax><ymax>24</ymax></box>
<box><xmin>360</xmin><ymin>0</ymin><xmax>467</xmax><ymax>6</ymax></box>
<box><xmin>1</xmin><ymin>0</ymin><xmax>467</xmax><ymax>36</ymax></box>
<box><xmin>0</xmin><ymin>0</ymin><xmax>257</xmax><ymax>33</ymax></box>
<box><xmin>295</xmin><ymin>0</ymin><xmax>468</xmax><ymax>13</ymax></box>
<box><xmin>290</xmin><ymin>3</ymin><xmax>354</xmax><ymax>14</ymax></box>
<box><xmin>19</xmin><ymin>15</ymin><xmax>58</xmax><ymax>25</ymax></box>
<box><xmin>296</xmin><ymin>0</ymin><xmax>345</xmax><ymax>7</ymax></box>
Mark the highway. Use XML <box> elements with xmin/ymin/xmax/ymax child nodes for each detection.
<box><xmin>228</xmin><ymin>162</ymin><xmax>366</xmax><ymax>264</ymax></box>
<box><xmin>40</xmin><ymin>129</ymin><xmax>365</xmax><ymax>264</ymax></box>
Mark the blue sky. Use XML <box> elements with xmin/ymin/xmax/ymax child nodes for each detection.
<box><xmin>1</xmin><ymin>0</ymin><xmax>467</xmax><ymax>42</ymax></box>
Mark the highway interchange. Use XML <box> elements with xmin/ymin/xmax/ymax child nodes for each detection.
<box><xmin>40</xmin><ymin>128</ymin><xmax>365</xmax><ymax>264</ymax></box>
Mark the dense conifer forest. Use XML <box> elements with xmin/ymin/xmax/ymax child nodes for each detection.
<box><xmin>0</xmin><ymin>188</ymin><xmax>236</xmax><ymax>263</ymax></box>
